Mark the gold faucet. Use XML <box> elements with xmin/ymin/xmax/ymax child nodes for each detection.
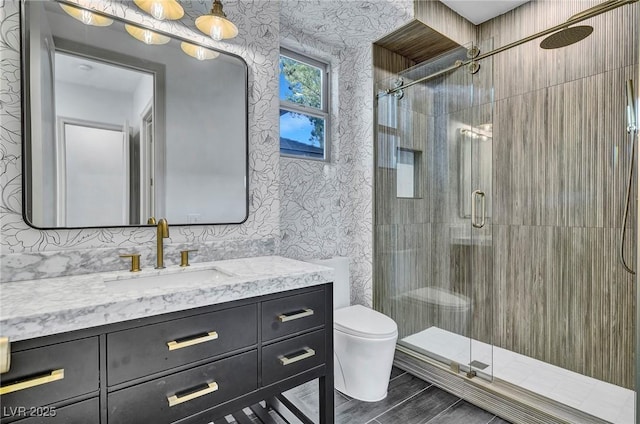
<box><xmin>156</xmin><ymin>218</ymin><xmax>170</xmax><ymax>269</ymax></box>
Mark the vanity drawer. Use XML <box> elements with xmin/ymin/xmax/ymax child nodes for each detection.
<box><xmin>262</xmin><ymin>290</ymin><xmax>325</xmax><ymax>341</ymax></box>
<box><xmin>0</xmin><ymin>337</ymin><xmax>99</xmax><ymax>414</ymax></box>
<box><xmin>108</xmin><ymin>350</ymin><xmax>258</xmax><ymax>424</ymax></box>
<box><xmin>261</xmin><ymin>329</ymin><xmax>326</xmax><ymax>386</ymax></box>
<box><xmin>107</xmin><ymin>304</ymin><xmax>257</xmax><ymax>385</ymax></box>
<box><xmin>7</xmin><ymin>397</ymin><xmax>99</xmax><ymax>424</ymax></box>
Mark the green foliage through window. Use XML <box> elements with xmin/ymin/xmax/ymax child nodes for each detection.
<box><xmin>279</xmin><ymin>49</ymin><xmax>328</xmax><ymax>159</ymax></box>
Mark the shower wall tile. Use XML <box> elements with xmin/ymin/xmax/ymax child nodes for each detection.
<box><xmin>376</xmin><ymin>222</ymin><xmax>473</xmax><ymax>339</ymax></box>
<box><xmin>430</xmin><ymin>109</ymin><xmax>474</xmax><ymax>225</ymax></box>
<box><xmin>469</xmin><ymin>225</ymin><xmax>493</xmax><ymax>345</ymax></box>
<box><xmin>492</xmin><ymin>65</ymin><xmax>637</xmax><ymax>229</ymax></box>
<box><xmin>373</xmin><ymin>44</ymin><xmax>416</xmax><ymax>92</ymax></box>
<box><xmin>375</xmin><ymin>222</ymin><xmax>493</xmax><ymax>342</ymax></box>
<box><xmin>479</xmin><ymin>0</ymin><xmax>638</xmax><ymax>102</ymax></box>
<box><xmin>413</xmin><ymin>0</ymin><xmax>476</xmax><ymax>47</ymax></box>
<box><xmin>372</xmin><ymin>0</ymin><xmax>638</xmax><ymax>393</ymax></box>
<box><xmin>493</xmin><ymin>224</ymin><xmax>635</xmax><ymax>389</ymax></box>
<box><xmin>375</xmin><ymin>95</ymin><xmax>431</xmax><ymax>228</ymax></box>
<box><xmin>482</xmin><ymin>0</ymin><xmax>638</xmax><ymax>390</ymax></box>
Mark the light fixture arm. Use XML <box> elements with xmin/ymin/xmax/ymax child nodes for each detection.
<box><xmin>210</xmin><ymin>0</ymin><xmax>228</xmax><ymax>18</ymax></box>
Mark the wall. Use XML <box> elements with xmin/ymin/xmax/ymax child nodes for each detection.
<box><xmin>478</xmin><ymin>0</ymin><xmax>638</xmax><ymax>389</ymax></box>
<box><xmin>1</xmin><ymin>0</ymin><xmax>413</xmax><ymax>307</ymax></box>
<box><xmin>0</xmin><ymin>0</ymin><xmax>279</xmax><ymax>281</ymax></box>
<box><xmin>413</xmin><ymin>0</ymin><xmax>475</xmax><ymax>47</ymax></box>
<box><xmin>278</xmin><ymin>25</ymin><xmax>344</xmax><ymax>264</ymax></box>
<box><xmin>56</xmin><ymin>81</ymin><xmax>136</xmax><ymax>126</ymax></box>
<box><xmin>373</xmin><ymin>0</ymin><xmax>638</xmax><ymax>390</ymax></box>
<box><xmin>278</xmin><ymin>2</ymin><xmax>413</xmax><ymax>306</ymax></box>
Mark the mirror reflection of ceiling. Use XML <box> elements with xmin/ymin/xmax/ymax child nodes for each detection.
<box><xmin>55</xmin><ymin>53</ymin><xmax>149</xmax><ymax>92</ymax></box>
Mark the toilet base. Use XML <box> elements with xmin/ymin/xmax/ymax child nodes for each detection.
<box><xmin>334</xmin><ymin>330</ymin><xmax>398</xmax><ymax>402</ymax></box>
<box><xmin>336</xmin><ymin>387</ymin><xmax>388</xmax><ymax>403</ymax></box>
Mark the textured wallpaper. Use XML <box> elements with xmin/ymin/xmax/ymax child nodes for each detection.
<box><xmin>0</xmin><ymin>0</ymin><xmax>280</xmax><ymax>279</ymax></box>
<box><xmin>1</xmin><ymin>0</ymin><xmax>413</xmax><ymax>302</ymax></box>
<box><xmin>279</xmin><ymin>1</ymin><xmax>413</xmax><ymax>305</ymax></box>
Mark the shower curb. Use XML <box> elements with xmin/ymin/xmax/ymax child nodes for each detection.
<box><xmin>394</xmin><ymin>347</ymin><xmax>608</xmax><ymax>424</ymax></box>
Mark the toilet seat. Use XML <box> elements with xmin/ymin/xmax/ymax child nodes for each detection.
<box><xmin>334</xmin><ymin>305</ymin><xmax>398</xmax><ymax>339</ymax></box>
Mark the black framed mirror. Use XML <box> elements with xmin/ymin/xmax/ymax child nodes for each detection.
<box><xmin>22</xmin><ymin>0</ymin><xmax>248</xmax><ymax>229</ymax></box>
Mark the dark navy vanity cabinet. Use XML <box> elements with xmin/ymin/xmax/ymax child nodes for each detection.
<box><xmin>0</xmin><ymin>284</ymin><xmax>334</xmax><ymax>424</ymax></box>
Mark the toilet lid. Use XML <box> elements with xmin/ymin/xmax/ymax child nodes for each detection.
<box><xmin>334</xmin><ymin>305</ymin><xmax>398</xmax><ymax>339</ymax></box>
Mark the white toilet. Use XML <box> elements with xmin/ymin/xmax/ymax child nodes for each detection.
<box><xmin>311</xmin><ymin>257</ymin><xmax>398</xmax><ymax>402</ymax></box>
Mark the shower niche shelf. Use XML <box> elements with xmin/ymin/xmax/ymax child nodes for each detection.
<box><xmin>396</xmin><ymin>148</ymin><xmax>423</xmax><ymax>199</ymax></box>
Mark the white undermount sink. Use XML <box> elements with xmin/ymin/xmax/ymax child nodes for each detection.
<box><xmin>104</xmin><ymin>268</ymin><xmax>235</xmax><ymax>291</ymax></box>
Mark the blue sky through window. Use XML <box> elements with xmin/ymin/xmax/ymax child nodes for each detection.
<box><xmin>279</xmin><ymin>72</ymin><xmax>292</xmax><ymax>100</ymax></box>
<box><xmin>280</xmin><ymin>67</ymin><xmax>316</xmax><ymax>146</ymax></box>
<box><xmin>280</xmin><ymin>111</ymin><xmax>316</xmax><ymax>145</ymax></box>
<box><xmin>279</xmin><ymin>53</ymin><xmax>325</xmax><ymax>154</ymax></box>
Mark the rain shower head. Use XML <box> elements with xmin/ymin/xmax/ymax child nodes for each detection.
<box><xmin>539</xmin><ymin>0</ymin><xmax>622</xmax><ymax>49</ymax></box>
<box><xmin>540</xmin><ymin>25</ymin><xmax>593</xmax><ymax>49</ymax></box>
<box><xmin>627</xmin><ymin>80</ymin><xmax>637</xmax><ymax>133</ymax></box>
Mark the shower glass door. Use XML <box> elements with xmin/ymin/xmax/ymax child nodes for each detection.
<box><xmin>374</xmin><ymin>43</ymin><xmax>494</xmax><ymax>380</ymax></box>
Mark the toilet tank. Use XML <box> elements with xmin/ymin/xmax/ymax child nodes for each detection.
<box><xmin>309</xmin><ymin>257</ymin><xmax>350</xmax><ymax>310</ymax></box>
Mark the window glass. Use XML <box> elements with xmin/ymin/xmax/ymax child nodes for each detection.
<box><xmin>279</xmin><ymin>55</ymin><xmax>322</xmax><ymax>109</ymax></box>
<box><xmin>280</xmin><ymin>110</ymin><xmax>325</xmax><ymax>160</ymax></box>
<box><xmin>279</xmin><ymin>48</ymin><xmax>329</xmax><ymax>160</ymax></box>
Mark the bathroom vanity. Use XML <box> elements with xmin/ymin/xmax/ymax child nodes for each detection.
<box><xmin>0</xmin><ymin>257</ymin><xmax>334</xmax><ymax>424</ymax></box>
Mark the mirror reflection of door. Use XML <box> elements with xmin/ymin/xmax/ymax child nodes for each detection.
<box><xmin>57</xmin><ymin>121</ymin><xmax>129</xmax><ymax>227</ymax></box>
<box><xmin>53</xmin><ymin>50</ymin><xmax>154</xmax><ymax>226</ymax></box>
<box><xmin>141</xmin><ymin>106</ymin><xmax>155</xmax><ymax>223</ymax></box>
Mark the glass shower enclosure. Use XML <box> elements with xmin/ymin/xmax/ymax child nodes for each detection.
<box><xmin>375</xmin><ymin>42</ymin><xmax>494</xmax><ymax>380</ymax></box>
<box><xmin>374</xmin><ymin>2</ymin><xmax>638</xmax><ymax>421</ymax></box>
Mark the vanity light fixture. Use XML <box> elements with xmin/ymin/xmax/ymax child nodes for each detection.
<box><xmin>59</xmin><ymin>3</ymin><xmax>113</xmax><ymax>27</ymax></box>
<box><xmin>133</xmin><ymin>0</ymin><xmax>184</xmax><ymax>21</ymax></box>
<box><xmin>180</xmin><ymin>42</ymin><xmax>220</xmax><ymax>60</ymax></box>
<box><xmin>195</xmin><ymin>0</ymin><xmax>238</xmax><ymax>41</ymax></box>
<box><xmin>125</xmin><ymin>24</ymin><xmax>171</xmax><ymax>45</ymax></box>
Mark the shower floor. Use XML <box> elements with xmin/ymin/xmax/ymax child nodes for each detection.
<box><xmin>402</xmin><ymin>327</ymin><xmax>634</xmax><ymax>424</ymax></box>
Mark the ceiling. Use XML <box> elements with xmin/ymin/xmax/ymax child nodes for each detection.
<box><xmin>277</xmin><ymin>0</ymin><xmax>533</xmax><ymax>50</ymax></box>
<box><xmin>279</xmin><ymin>0</ymin><xmax>414</xmax><ymax>49</ymax></box>
<box><xmin>439</xmin><ymin>0</ymin><xmax>531</xmax><ymax>24</ymax></box>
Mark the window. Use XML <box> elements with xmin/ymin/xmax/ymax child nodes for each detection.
<box><xmin>279</xmin><ymin>48</ymin><xmax>329</xmax><ymax>160</ymax></box>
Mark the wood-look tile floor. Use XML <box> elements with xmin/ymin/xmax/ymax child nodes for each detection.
<box><xmin>280</xmin><ymin>367</ymin><xmax>513</xmax><ymax>424</ymax></box>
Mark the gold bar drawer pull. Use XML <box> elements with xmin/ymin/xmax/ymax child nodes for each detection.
<box><xmin>277</xmin><ymin>308</ymin><xmax>314</xmax><ymax>323</ymax></box>
<box><xmin>0</xmin><ymin>369</ymin><xmax>64</xmax><ymax>395</ymax></box>
<box><xmin>279</xmin><ymin>347</ymin><xmax>315</xmax><ymax>366</ymax></box>
<box><xmin>167</xmin><ymin>382</ymin><xmax>218</xmax><ymax>407</ymax></box>
<box><xmin>167</xmin><ymin>331</ymin><xmax>218</xmax><ymax>351</ymax></box>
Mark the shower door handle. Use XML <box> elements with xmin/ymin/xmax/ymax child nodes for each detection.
<box><xmin>471</xmin><ymin>190</ymin><xmax>486</xmax><ymax>228</ymax></box>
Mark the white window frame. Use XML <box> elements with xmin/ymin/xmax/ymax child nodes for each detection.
<box><xmin>279</xmin><ymin>47</ymin><xmax>330</xmax><ymax>161</ymax></box>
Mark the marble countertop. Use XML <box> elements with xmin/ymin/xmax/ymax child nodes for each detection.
<box><xmin>0</xmin><ymin>256</ymin><xmax>333</xmax><ymax>342</ymax></box>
